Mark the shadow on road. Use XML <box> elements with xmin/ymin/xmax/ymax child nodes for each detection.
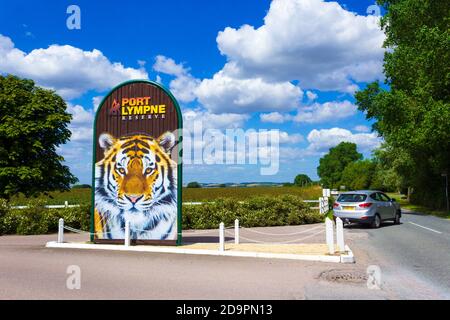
<box><xmin>401</xmin><ymin>210</ymin><xmax>428</xmax><ymax>216</ymax></box>
<box><xmin>344</xmin><ymin>222</ymin><xmax>403</xmax><ymax>230</ymax></box>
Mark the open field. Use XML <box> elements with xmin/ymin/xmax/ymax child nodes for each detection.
<box><xmin>183</xmin><ymin>185</ymin><xmax>322</xmax><ymax>202</ymax></box>
<box><xmin>10</xmin><ymin>185</ymin><xmax>323</xmax><ymax>205</ymax></box>
<box><xmin>10</xmin><ymin>188</ymin><xmax>91</xmax><ymax>206</ymax></box>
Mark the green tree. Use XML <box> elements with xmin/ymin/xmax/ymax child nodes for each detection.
<box><xmin>340</xmin><ymin>160</ymin><xmax>375</xmax><ymax>191</ymax></box>
<box><xmin>355</xmin><ymin>0</ymin><xmax>450</xmax><ymax>208</ymax></box>
<box><xmin>187</xmin><ymin>181</ymin><xmax>202</xmax><ymax>188</ymax></box>
<box><xmin>369</xmin><ymin>145</ymin><xmax>409</xmax><ymax>193</ymax></box>
<box><xmin>0</xmin><ymin>75</ymin><xmax>77</xmax><ymax>199</ymax></box>
<box><xmin>317</xmin><ymin>142</ymin><xmax>362</xmax><ymax>189</ymax></box>
<box><xmin>294</xmin><ymin>174</ymin><xmax>312</xmax><ymax>187</ymax></box>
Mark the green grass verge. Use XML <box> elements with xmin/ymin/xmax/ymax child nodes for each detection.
<box><xmin>387</xmin><ymin>193</ymin><xmax>450</xmax><ymax>219</ymax></box>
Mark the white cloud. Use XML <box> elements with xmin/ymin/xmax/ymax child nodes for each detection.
<box><xmin>293</xmin><ymin>100</ymin><xmax>357</xmax><ymax>123</ymax></box>
<box><xmin>137</xmin><ymin>60</ymin><xmax>146</xmax><ymax>68</ymax></box>
<box><xmin>248</xmin><ymin>130</ymin><xmax>303</xmax><ymax>144</ymax></box>
<box><xmin>182</xmin><ymin>108</ymin><xmax>250</xmax><ymax>131</ymax></box>
<box><xmin>153</xmin><ymin>55</ymin><xmax>200</xmax><ymax>103</ymax></box>
<box><xmin>170</xmin><ymin>74</ymin><xmax>200</xmax><ymax>103</ymax></box>
<box><xmin>279</xmin><ymin>131</ymin><xmax>303</xmax><ymax>144</ymax></box>
<box><xmin>260</xmin><ymin>100</ymin><xmax>357</xmax><ymax>124</ymax></box>
<box><xmin>306</xmin><ymin>91</ymin><xmax>318</xmax><ymax>101</ymax></box>
<box><xmin>260</xmin><ymin>112</ymin><xmax>292</xmax><ymax>124</ymax></box>
<box><xmin>195</xmin><ymin>71</ymin><xmax>302</xmax><ymax>113</ymax></box>
<box><xmin>153</xmin><ymin>55</ymin><xmax>186</xmax><ymax>76</ymax></box>
<box><xmin>92</xmin><ymin>96</ymin><xmax>103</xmax><ymax>112</ymax></box>
<box><xmin>66</xmin><ymin>104</ymin><xmax>94</xmax><ymax>142</ymax></box>
<box><xmin>0</xmin><ymin>34</ymin><xmax>148</xmax><ymax>99</ymax></box>
<box><xmin>354</xmin><ymin>125</ymin><xmax>371</xmax><ymax>133</ymax></box>
<box><xmin>306</xmin><ymin>127</ymin><xmax>382</xmax><ymax>154</ymax></box>
<box><xmin>215</xmin><ymin>0</ymin><xmax>385</xmax><ymax>92</ymax></box>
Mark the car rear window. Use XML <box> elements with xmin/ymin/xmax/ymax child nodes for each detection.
<box><xmin>337</xmin><ymin>194</ymin><xmax>367</xmax><ymax>202</ymax></box>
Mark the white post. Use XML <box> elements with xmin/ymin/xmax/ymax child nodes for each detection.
<box><xmin>64</xmin><ymin>201</ymin><xmax>68</xmax><ymax>208</ymax></box>
<box><xmin>58</xmin><ymin>218</ymin><xmax>64</xmax><ymax>243</ymax></box>
<box><xmin>319</xmin><ymin>197</ymin><xmax>324</xmax><ymax>214</ymax></box>
<box><xmin>336</xmin><ymin>217</ymin><xmax>345</xmax><ymax>253</ymax></box>
<box><xmin>219</xmin><ymin>222</ymin><xmax>225</xmax><ymax>252</ymax></box>
<box><xmin>124</xmin><ymin>220</ymin><xmax>130</xmax><ymax>247</ymax></box>
<box><xmin>234</xmin><ymin>219</ymin><xmax>239</xmax><ymax>245</ymax></box>
<box><xmin>325</xmin><ymin>217</ymin><xmax>335</xmax><ymax>254</ymax></box>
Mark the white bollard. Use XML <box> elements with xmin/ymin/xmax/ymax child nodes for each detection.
<box><xmin>219</xmin><ymin>222</ymin><xmax>225</xmax><ymax>252</ymax></box>
<box><xmin>336</xmin><ymin>217</ymin><xmax>345</xmax><ymax>253</ymax></box>
<box><xmin>319</xmin><ymin>197</ymin><xmax>324</xmax><ymax>214</ymax></box>
<box><xmin>64</xmin><ymin>201</ymin><xmax>68</xmax><ymax>208</ymax></box>
<box><xmin>124</xmin><ymin>220</ymin><xmax>130</xmax><ymax>247</ymax></box>
<box><xmin>234</xmin><ymin>219</ymin><xmax>239</xmax><ymax>245</ymax></box>
<box><xmin>58</xmin><ymin>218</ymin><xmax>64</xmax><ymax>243</ymax></box>
<box><xmin>325</xmin><ymin>217</ymin><xmax>335</xmax><ymax>254</ymax></box>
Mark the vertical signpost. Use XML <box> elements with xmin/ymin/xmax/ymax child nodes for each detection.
<box><xmin>90</xmin><ymin>80</ymin><xmax>182</xmax><ymax>245</ymax></box>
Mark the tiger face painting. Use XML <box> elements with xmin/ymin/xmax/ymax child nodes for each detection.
<box><xmin>94</xmin><ymin>132</ymin><xmax>177</xmax><ymax>240</ymax></box>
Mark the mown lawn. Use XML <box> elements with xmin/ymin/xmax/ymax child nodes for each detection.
<box><xmin>9</xmin><ymin>185</ymin><xmax>323</xmax><ymax>206</ymax></box>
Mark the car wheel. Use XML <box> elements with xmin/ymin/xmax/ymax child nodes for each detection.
<box><xmin>371</xmin><ymin>214</ymin><xmax>381</xmax><ymax>229</ymax></box>
<box><xmin>394</xmin><ymin>211</ymin><xmax>401</xmax><ymax>224</ymax></box>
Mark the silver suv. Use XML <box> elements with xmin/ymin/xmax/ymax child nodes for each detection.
<box><xmin>332</xmin><ymin>190</ymin><xmax>401</xmax><ymax>228</ymax></box>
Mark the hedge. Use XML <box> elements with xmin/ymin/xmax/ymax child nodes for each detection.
<box><xmin>0</xmin><ymin>195</ymin><xmax>322</xmax><ymax>235</ymax></box>
<box><xmin>0</xmin><ymin>199</ymin><xmax>90</xmax><ymax>235</ymax></box>
<box><xmin>182</xmin><ymin>195</ymin><xmax>322</xmax><ymax>229</ymax></box>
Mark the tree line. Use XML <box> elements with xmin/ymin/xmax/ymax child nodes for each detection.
<box><xmin>319</xmin><ymin>0</ymin><xmax>449</xmax><ymax>209</ymax></box>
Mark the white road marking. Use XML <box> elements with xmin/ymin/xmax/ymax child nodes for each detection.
<box><xmin>408</xmin><ymin>222</ymin><xmax>442</xmax><ymax>234</ymax></box>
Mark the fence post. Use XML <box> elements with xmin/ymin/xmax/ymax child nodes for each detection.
<box><xmin>64</xmin><ymin>201</ymin><xmax>68</xmax><ymax>208</ymax></box>
<box><xmin>336</xmin><ymin>217</ymin><xmax>345</xmax><ymax>253</ymax></box>
<box><xmin>219</xmin><ymin>222</ymin><xmax>225</xmax><ymax>252</ymax></box>
<box><xmin>124</xmin><ymin>220</ymin><xmax>130</xmax><ymax>247</ymax></box>
<box><xmin>325</xmin><ymin>217</ymin><xmax>334</xmax><ymax>254</ymax></box>
<box><xmin>319</xmin><ymin>197</ymin><xmax>324</xmax><ymax>214</ymax></box>
<box><xmin>234</xmin><ymin>219</ymin><xmax>239</xmax><ymax>245</ymax></box>
<box><xmin>58</xmin><ymin>218</ymin><xmax>64</xmax><ymax>243</ymax></box>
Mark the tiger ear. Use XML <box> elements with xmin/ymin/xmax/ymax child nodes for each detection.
<box><xmin>157</xmin><ymin>131</ymin><xmax>175</xmax><ymax>153</ymax></box>
<box><xmin>99</xmin><ymin>133</ymin><xmax>116</xmax><ymax>151</ymax></box>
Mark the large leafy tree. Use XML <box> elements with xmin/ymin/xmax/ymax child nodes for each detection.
<box><xmin>355</xmin><ymin>0</ymin><xmax>450</xmax><ymax>208</ymax></box>
<box><xmin>369</xmin><ymin>144</ymin><xmax>410</xmax><ymax>193</ymax></box>
<box><xmin>0</xmin><ymin>75</ymin><xmax>78</xmax><ymax>199</ymax></box>
<box><xmin>317</xmin><ymin>142</ymin><xmax>362</xmax><ymax>189</ymax></box>
<box><xmin>294</xmin><ymin>174</ymin><xmax>312</xmax><ymax>187</ymax></box>
<box><xmin>339</xmin><ymin>160</ymin><xmax>375</xmax><ymax>191</ymax></box>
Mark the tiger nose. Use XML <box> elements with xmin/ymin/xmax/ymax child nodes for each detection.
<box><xmin>126</xmin><ymin>195</ymin><xmax>142</xmax><ymax>204</ymax></box>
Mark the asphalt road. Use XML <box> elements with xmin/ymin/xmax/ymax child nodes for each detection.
<box><xmin>0</xmin><ymin>210</ymin><xmax>449</xmax><ymax>299</ymax></box>
<box><xmin>345</xmin><ymin>209</ymin><xmax>450</xmax><ymax>298</ymax></box>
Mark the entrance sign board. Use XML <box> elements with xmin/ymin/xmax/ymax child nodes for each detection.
<box><xmin>90</xmin><ymin>80</ymin><xmax>182</xmax><ymax>245</ymax></box>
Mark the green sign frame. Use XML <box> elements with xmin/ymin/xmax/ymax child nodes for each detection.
<box><xmin>90</xmin><ymin>80</ymin><xmax>183</xmax><ymax>245</ymax></box>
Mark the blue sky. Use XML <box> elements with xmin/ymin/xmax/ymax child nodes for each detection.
<box><xmin>0</xmin><ymin>0</ymin><xmax>385</xmax><ymax>184</ymax></box>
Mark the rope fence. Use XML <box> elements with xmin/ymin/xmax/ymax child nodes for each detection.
<box><xmin>57</xmin><ymin>217</ymin><xmax>345</xmax><ymax>255</ymax></box>
<box><xmin>55</xmin><ymin>188</ymin><xmax>339</xmax><ymax>251</ymax></box>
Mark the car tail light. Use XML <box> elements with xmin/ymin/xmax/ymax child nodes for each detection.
<box><xmin>333</xmin><ymin>202</ymin><xmax>339</xmax><ymax>208</ymax></box>
<box><xmin>359</xmin><ymin>203</ymin><xmax>373</xmax><ymax>208</ymax></box>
